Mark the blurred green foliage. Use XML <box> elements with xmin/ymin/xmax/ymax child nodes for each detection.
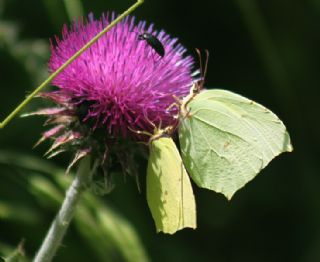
<box><xmin>0</xmin><ymin>151</ymin><xmax>149</xmax><ymax>261</ymax></box>
<box><xmin>0</xmin><ymin>0</ymin><xmax>319</xmax><ymax>261</ymax></box>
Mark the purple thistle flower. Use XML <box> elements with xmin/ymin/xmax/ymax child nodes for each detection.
<box><xmin>49</xmin><ymin>12</ymin><xmax>195</xmax><ymax>137</ymax></box>
<box><xmin>27</xmin><ymin>12</ymin><xmax>197</xmax><ymax>183</ymax></box>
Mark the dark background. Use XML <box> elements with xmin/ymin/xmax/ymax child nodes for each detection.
<box><xmin>0</xmin><ymin>0</ymin><xmax>319</xmax><ymax>261</ymax></box>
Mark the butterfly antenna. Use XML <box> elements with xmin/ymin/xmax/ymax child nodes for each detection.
<box><xmin>195</xmin><ymin>48</ymin><xmax>209</xmax><ymax>89</ymax></box>
<box><xmin>195</xmin><ymin>48</ymin><xmax>203</xmax><ymax>86</ymax></box>
<box><xmin>203</xmin><ymin>49</ymin><xmax>209</xmax><ymax>88</ymax></box>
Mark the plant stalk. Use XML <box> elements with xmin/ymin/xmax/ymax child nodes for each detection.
<box><xmin>34</xmin><ymin>156</ymin><xmax>93</xmax><ymax>262</ymax></box>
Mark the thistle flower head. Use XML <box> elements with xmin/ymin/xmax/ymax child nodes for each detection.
<box><xmin>49</xmin><ymin>12</ymin><xmax>195</xmax><ymax>137</ymax></box>
<box><xmin>30</xmin><ymin>12</ymin><xmax>196</xmax><ymax>181</ymax></box>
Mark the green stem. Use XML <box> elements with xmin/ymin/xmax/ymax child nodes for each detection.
<box><xmin>63</xmin><ymin>0</ymin><xmax>84</xmax><ymax>20</ymax></box>
<box><xmin>34</xmin><ymin>156</ymin><xmax>94</xmax><ymax>262</ymax></box>
<box><xmin>0</xmin><ymin>0</ymin><xmax>144</xmax><ymax>129</ymax></box>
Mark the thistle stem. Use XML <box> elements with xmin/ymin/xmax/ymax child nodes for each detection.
<box><xmin>34</xmin><ymin>156</ymin><xmax>93</xmax><ymax>262</ymax></box>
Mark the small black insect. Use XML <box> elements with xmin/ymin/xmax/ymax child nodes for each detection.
<box><xmin>138</xmin><ymin>32</ymin><xmax>165</xmax><ymax>58</ymax></box>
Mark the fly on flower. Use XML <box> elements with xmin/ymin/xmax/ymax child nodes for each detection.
<box><xmin>138</xmin><ymin>32</ymin><xmax>165</xmax><ymax>58</ymax></box>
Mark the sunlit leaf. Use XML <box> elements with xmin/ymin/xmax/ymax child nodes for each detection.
<box><xmin>179</xmin><ymin>89</ymin><xmax>293</xmax><ymax>200</ymax></box>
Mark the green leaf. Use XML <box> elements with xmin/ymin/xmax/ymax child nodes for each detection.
<box><xmin>74</xmin><ymin>195</ymin><xmax>150</xmax><ymax>262</ymax></box>
<box><xmin>147</xmin><ymin>136</ymin><xmax>196</xmax><ymax>234</ymax></box>
<box><xmin>0</xmin><ymin>201</ymin><xmax>39</xmax><ymax>224</ymax></box>
<box><xmin>3</xmin><ymin>240</ymin><xmax>28</xmax><ymax>262</ymax></box>
<box><xmin>179</xmin><ymin>89</ymin><xmax>293</xmax><ymax>200</ymax></box>
<box><xmin>0</xmin><ymin>150</ymin><xmax>150</xmax><ymax>262</ymax></box>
